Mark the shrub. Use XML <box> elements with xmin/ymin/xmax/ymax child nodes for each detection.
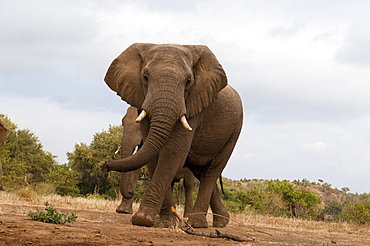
<box><xmin>15</xmin><ymin>188</ymin><xmax>38</xmax><ymax>201</ymax></box>
<box><xmin>32</xmin><ymin>182</ymin><xmax>56</xmax><ymax>196</ymax></box>
<box><xmin>244</xmin><ymin>182</ymin><xmax>290</xmax><ymax>217</ymax></box>
<box><xmin>338</xmin><ymin>201</ymin><xmax>370</xmax><ymax>225</ymax></box>
<box><xmin>223</xmin><ymin>188</ymin><xmax>249</xmax><ymax>213</ymax></box>
<box><xmin>224</xmin><ymin>200</ymin><xmax>242</xmax><ymax>213</ymax></box>
<box><xmin>28</xmin><ymin>202</ymin><xmax>77</xmax><ymax>224</ymax></box>
<box><xmin>323</xmin><ymin>201</ymin><xmax>343</xmax><ymax>220</ymax></box>
<box><xmin>243</xmin><ymin>180</ymin><xmax>321</xmax><ymax>219</ymax></box>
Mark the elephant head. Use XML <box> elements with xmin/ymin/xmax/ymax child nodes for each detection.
<box><xmin>120</xmin><ymin>106</ymin><xmax>143</xmax><ymax>159</ymax></box>
<box><xmin>104</xmin><ymin>43</ymin><xmax>227</xmax><ymax>172</ymax></box>
<box><xmin>0</xmin><ymin>118</ymin><xmax>8</xmax><ymax>143</ymax></box>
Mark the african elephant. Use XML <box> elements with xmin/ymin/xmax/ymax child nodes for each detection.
<box><xmin>0</xmin><ymin>118</ymin><xmax>8</xmax><ymax>190</ymax></box>
<box><xmin>116</xmin><ymin>106</ymin><xmax>195</xmax><ymax>217</ymax></box>
<box><xmin>104</xmin><ymin>43</ymin><xmax>243</xmax><ymax>228</ymax></box>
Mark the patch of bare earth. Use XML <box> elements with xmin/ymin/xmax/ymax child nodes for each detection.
<box><xmin>0</xmin><ymin>192</ymin><xmax>369</xmax><ymax>245</ymax></box>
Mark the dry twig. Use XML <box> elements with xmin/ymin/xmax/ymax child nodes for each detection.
<box><xmin>171</xmin><ymin>207</ymin><xmax>255</xmax><ymax>242</ymax></box>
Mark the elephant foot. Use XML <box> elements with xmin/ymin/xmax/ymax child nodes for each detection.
<box><xmin>187</xmin><ymin>214</ymin><xmax>208</xmax><ymax>228</ymax></box>
<box><xmin>116</xmin><ymin>204</ymin><xmax>133</xmax><ymax>214</ymax></box>
<box><xmin>212</xmin><ymin>211</ymin><xmax>230</xmax><ymax>227</ymax></box>
<box><xmin>158</xmin><ymin>213</ymin><xmax>178</xmax><ymax>228</ymax></box>
<box><xmin>131</xmin><ymin>212</ymin><xmax>155</xmax><ymax>227</ymax></box>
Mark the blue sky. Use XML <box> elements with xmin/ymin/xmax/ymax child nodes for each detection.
<box><xmin>1</xmin><ymin>0</ymin><xmax>370</xmax><ymax>193</ymax></box>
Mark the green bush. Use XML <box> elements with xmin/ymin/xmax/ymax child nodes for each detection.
<box><xmin>28</xmin><ymin>202</ymin><xmax>77</xmax><ymax>224</ymax></box>
<box><xmin>242</xmin><ymin>180</ymin><xmax>321</xmax><ymax>219</ymax></box>
<box><xmin>85</xmin><ymin>193</ymin><xmax>108</xmax><ymax>200</ymax></box>
<box><xmin>338</xmin><ymin>201</ymin><xmax>370</xmax><ymax>225</ymax></box>
<box><xmin>223</xmin><ymin>188</ymin><xmax>249</xmax><ymax>213</ymax></box>
<box><xmin>323</xmin><ymin>200</ymin><xmax>343</xmax><ymax>220</ymax></box>
<box><xmin>224</xmin><ymin>200</ymin><xmax>242</xmax><ymax>213</ymax></box>
<box><xmin>32</xmin><ymin>182</ymin><xmax>56</xmax><ymax>196</ymax></box>
<box><xmin>244</xmin><ymin>182</ymin><xmax>290</xmax><ymax>216</ymax></box>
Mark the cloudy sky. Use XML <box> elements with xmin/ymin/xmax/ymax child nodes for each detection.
<box><xmin>1</xmin><ymin>0</ymin><xmax>370</xmax><ymax>193</ymax></box>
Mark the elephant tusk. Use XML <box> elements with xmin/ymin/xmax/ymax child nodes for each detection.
<box><xmin>180</xmin><ymin>115</ymin><xmax>192</xmax><ymax>131</ymax></box>
<box><xmin>132</xmin><ymin>145</ymin><xmax>139</xmax><ymax>155</ymax></box>
<box><xmin>136</xmin><ymin>110</ymin><xmax>147</xmax><ymax>122</ymax></box>
<box><xmin>115</xmin><ymin>146</ymin><xmax>121</xmax><ymax>154</ymax></box>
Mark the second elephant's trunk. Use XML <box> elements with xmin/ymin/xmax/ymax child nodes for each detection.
<box><xmin>120</xmin><ymin>170</ymin><xmax>141</xmax><ymax>199</ymax></box>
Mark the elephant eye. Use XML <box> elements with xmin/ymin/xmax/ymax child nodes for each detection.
<box><xmin>143</xmin><ymin>75</ymin><xmax>149</xmax><ymax>82</ymax></box>
<box><xmin>185</xmin><ymin>79</ymin><xmax>192</xmax><ymax>88</ymax></box>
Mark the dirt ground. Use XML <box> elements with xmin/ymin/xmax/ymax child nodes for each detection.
<box><xmin>1</xmin><ymin>203</ymin><xmax>370</xmax><ymax>246</ymax></box>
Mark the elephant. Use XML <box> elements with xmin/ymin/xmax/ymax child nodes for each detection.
<box><xmin>0</xmin><ymin>118</ymin><xmax>8</xmax><ymax>190</ymax></box>
<box><xmin>116</xmin><ymin>106</ymin><xmax>195</xmax><ymax>217</ymax></box>
<box><xmin>104</xmin><ymin>43</ymin><xmax>243</xmax><ymax>228</ymax></box>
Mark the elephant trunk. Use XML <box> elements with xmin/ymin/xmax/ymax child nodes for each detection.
<box><xmin>120</xmin><ymin>170</ymin><xmax>140</xmax><ymax>199</ymax></box>
<box><xmin>105</xmin><ymin>95</ymin><xmax>180</xmax><ymax>172</ymax></box>
<box><xmin>119</xmin><ymin>144</ymin><xmax>140</xmax><ymax>199</ymax></box>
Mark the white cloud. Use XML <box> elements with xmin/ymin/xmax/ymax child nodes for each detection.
<box><xmin>336</xmin><ymin>19</ymin><xmax>370</xmax><ymax>66</ymax></box>
<box><xmin>300</xmin><ymin>142</ymin><xmax>328</xmax><ymax>152</ymax></box>
<box><xmin>268</xmin><ymin>20</ymin><xmax>306</xmax><ymax>39</ymax></box>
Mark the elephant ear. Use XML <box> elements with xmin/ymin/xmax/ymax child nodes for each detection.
<box><xmin>104</xmin><ymin>43</ymin><xmax>154</xmax><ymax>109</ymax></box>
<box><xmin>0</xmin><ymin>118</ymin><xmax>8</xmax><ymax>143</ymax></box>
<box><xmin>184</xmin><ymin>45</ymin><xmax>227</xmax><ymax>118</ymax></box>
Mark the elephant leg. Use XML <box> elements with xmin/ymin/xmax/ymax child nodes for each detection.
<box><xmin>132</xmin><ymin>127</ymin><xmax>193</xmax><ymax>227</ymax></box>
<box><xmin>158</xmin><ymin>185</ymin><xmax>178</xmax><ymax>227</ymax></box>
<box><xmin>210</xmin><ymin>184</ymin><xmax>229</xmax><ymax>227</ymax></box>
<box><xmin>132</xmin><ymin>164</ymin><xmax>181</xmax><ymax>227</ymax></box>
<box><xmin>183</xmin><ymin>169</ymin><xmax>195</xmax><ymax>218</ymax></box>
<box><xmin>116</xmin><ymin>197</ymin><xmax>135</xmax><ymax>214</ymax></box>
<box><xmin>187</xmin><ymin>172</ymin><xmax>214</xmax><ymax>228</ymax></box>
<box><xmin>188</xmin><ymin>134</ymin><xmax>239</xmax><ymax>228</ymax></box>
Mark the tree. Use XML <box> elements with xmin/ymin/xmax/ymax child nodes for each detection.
<box><xmin>45</xmin><ymin>163</ymin><xmax>80</xmax><ymax>196</ymax></box>
<box><xmin>67</xmin><ymin>125</ymin><xmax>122</xmax><ymax>196</ymax></box>
<box><xmin>0</xmin><ymin>115</ymin><xmax>59</xmax><ymax>190</ymax></box>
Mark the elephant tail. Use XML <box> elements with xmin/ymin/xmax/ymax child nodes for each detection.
<box><xmin>219</xmin><ymin>175</ymin><xmax>225</xmax><ymax>196</ymax></box>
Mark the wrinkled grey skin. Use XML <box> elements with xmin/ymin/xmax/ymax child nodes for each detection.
<box><xmin>0</xmin><ymin>118</ymin><xmax>8</xmax><ymax>190</ymax></box>
<box><xmin>104</xmin><ymin>43</ymin><xmax>243</xmax><ymax>228</ymax></box>
<box><xmin>116</xmin><ymin>106</ymin><xmax>195</xmax><ymax>217</ymax></box>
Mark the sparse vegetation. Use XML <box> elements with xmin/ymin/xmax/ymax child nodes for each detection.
<box><xmin>338</xmin><ymin>200</ymin><xmax>370</xmax><ymax>225</ymax></box>
<box><xmin>222</xmin><ymin>178</ymin><xmax>370</xmax><ymax>225</ymax></box>
<box><xmin>28</xmin><ymin>201</ymin><xmax>77</xmax><ymax>224</ymax></box>
<box><xmin>223</xmin><ymin>179</ymin><xmax>322</xmax><ymax>219</ymax></box>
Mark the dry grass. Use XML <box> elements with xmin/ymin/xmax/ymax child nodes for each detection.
<box><xmin>1</xmin><ymin>189</ymin><xmax>369</xmax><ymax>239</ymax></box>
<box><xmin>230</xmin><ymin>210</ymin><xmax>370</xmax><ymax>237</ymax></box>
<box><xmin>0</xmin><ymin>189</ymin><xmax>138</xmax><ymax>212</ymax></box>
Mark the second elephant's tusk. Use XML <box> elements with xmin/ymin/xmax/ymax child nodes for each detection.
<box><xmin>132</xmin><ymin>145</ymin><xmax>139</xmax><ymax>155</ymax></box>
<box><xmin>180</xmin><ymin>115</ymin><xmax>192</xmax><ymax>131</ymax></box>
<box><xmin>136</xmin><ymin>110</ymin><xmax>147</xmax><ymax>122</ymax></box>
<box><xmin>115</xmin><ymin>146</ymin><xmax>121</xmax><ymax>154</ymax></box>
